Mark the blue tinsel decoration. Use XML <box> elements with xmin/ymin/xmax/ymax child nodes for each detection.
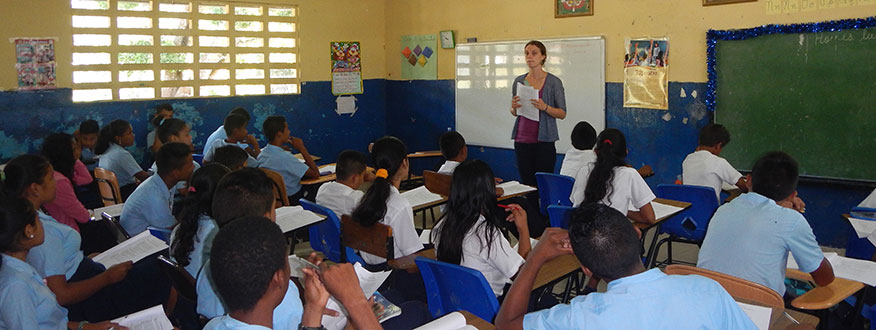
<box><xmin>705</xmin><ymin>17</ymin><xmax>876</xmax><ymax>111</ymax></box>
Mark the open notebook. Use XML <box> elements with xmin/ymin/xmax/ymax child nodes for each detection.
<box><xmin>90</xmin><ymin>203</ymin><xmax>124</xmax><ymax>218</ymax></box>
<box><xmin>110</xmin><ymin>305</ymin><xmax>173</xmax><ymax>330</ymax></box>
<box><xmin>401</xmin><ymin>186</ymin><xmax>444</xmax><ymax>209</ymax></box>
<box><xmin>274</xmin><ymin>206</ymin><xmax>326</xmax><ymax>233</ymax></box>
<box><xmin>92</xmin><ymin>231</ymin><xmax>168</xmax><ymax>267</ymax></box>
<box><xmin>414</xmin><ymin>312</ymin><xmax>476</xmax><ymax>330</ymax></box>
<box><xmin>497</xmin><ymin>181</ymin><xmax>537</xmax><ymax>197</ymax></box>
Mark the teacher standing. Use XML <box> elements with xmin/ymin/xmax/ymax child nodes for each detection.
<box><xmin>510</xmin><ymin>40</ymin><xmax>567</xmax><ymax>187</ymax></box>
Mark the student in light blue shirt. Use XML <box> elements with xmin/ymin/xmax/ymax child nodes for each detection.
<box><xmin>169</xmin><ymin>163</ymin><xmax>230</xmax><ymax>278</ymax></box>
<box><xmin>121</xmin><ymin>142</ymin><xmax>195</xmax><ymax>236</ymax></box>
<box><xmin>257</xmin><ymin>116</ymin><xmax>319</xmax><ymax>201</ymax></box>
<box><xmin>204</xmin><ymin>111</ymin><xmax>260</xmax><ymax>165</ymax></box>
<box><xmin>698</xmin><ymin>151</ymin><xmax>834</xmax><ymax>297</ymax></box>
<box><xmin>204</xmin><ymin>107</ymin><xmax>251</xmax><ymax>153</ymax></box>
<box><xmin>148</xmin><ymin>118</ymin><xmax>200</xmax><ymax>196</ymax></box>
<box><xmin>95</xmin><ymin>119</ymin><xmax>151</xmax><ymax>199</ymax></box>
<box><xmin>75</xmin><ymin>119</ymin><xmax>100</xmax><ymax>171</ymax></box>
<box><xmin>495</xmin><ymin>204</ymin><xmax>757</xmax><ymax>330</ymax></box>
<box><xmin>147</xmin><ymin>103</ymin><xmax>174</xmax><ymax>154</ymax></box>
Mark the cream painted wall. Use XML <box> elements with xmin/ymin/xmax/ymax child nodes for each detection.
<box><xmin>384</xmin><ymin>0</ymin><xmax>873</xmax><ymax>82</ymax></box>
<box><xmin>0</xmin><ymin>0</ymin><xmax>387</xmax><ymax>90</ymax></box>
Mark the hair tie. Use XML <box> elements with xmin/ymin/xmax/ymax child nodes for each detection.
<box><xmin>375</xmin><ymin>169</ymin><xmax>389</xmax><ymax>179</ymax></box>
<box><xmin>188</xmin><ymin>186</ymin><xmax>196</xmax><ymax>193</ymax></box>
<box><xmin>603</xmin><ymin>139</ymin><xmax>613</xmax><ymax>145</ymax></box>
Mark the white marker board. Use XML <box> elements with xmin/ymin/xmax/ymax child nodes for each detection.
<box><xmin>455</xmin><ymin>37</ymin><xmax>605</xmax><ymax>153</ymax></box>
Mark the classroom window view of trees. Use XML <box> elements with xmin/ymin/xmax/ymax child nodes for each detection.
<box><xmin>70</xmin><ymin>0</ymin><xmax>299</xmax><ymax>102</ymax></box>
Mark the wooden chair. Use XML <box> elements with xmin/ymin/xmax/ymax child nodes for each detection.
<box><xmin>259</xmin><ymin>168</ymin><xmax>289</xmax><ymax>207</ymax></box>
<box><xmin>94</xmin><ymin>167</ymin><xmax>123</xmax><ymax>206</ymax></box>
<box><xmin>340</xmin><ymin>214</ymin><xmax>393</xmax><ymax>268</ymax></box>
<box><xmin>423</xmin><ymin>170</ymin><xmax>451</xmax><ymax>196</ymax></box>
<box><xmin>664</xmin><ymin>264</ymin><xmax>784</xmax><ymax>309</ymax></box>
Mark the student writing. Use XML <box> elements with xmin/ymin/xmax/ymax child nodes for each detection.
<box><xmin>682</xmin><ymin>124</ymin><xmax>749</xmax><ymax>201</ymax></box>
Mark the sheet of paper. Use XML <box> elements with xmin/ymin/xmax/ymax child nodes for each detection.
<box><xmin>735</xmin><ymin>301</ymin><xmax>771</xmax><ymax>330</ymax></box>
<box><xmin>91</xmin><ymin>203</ymin><xmax>124</xmax><ymax>218</ymax></box>
<box><xmin>651</xmin><ymin>201</ymin><xmax>685</xmax><ymax>220</ymax></box>
<box><xmin>111</xmin><ymin>305</ymin><xmax>173</xmax><ymax>330</ymax></box>
<box><xmin>401</xmin><ymin>186</ymin><xmax>444</xmax><ymax>209</ymax></box>
<box><xmin>848</xmin><ymin>217</ymin><xmax>876</xmax><ymax>238</ymax></box>
<box><xmin>335</xmin><ymin>95</ymin><xmax>358</xmax><ymax>115</ymax></box>
<box><xmin>515</xmin><ymin>83</ymin><xmax>540</xmax><ymax>122</ymax></box>
<box><xmin>275</xmin><ymin>206</ymin><xmax>326</xmax><ymax>233</ymax></box>
<box><xmin>824</xmin><ymin>254</ymin><xmax>876</xmax><ymax>286</ymax></box>
<box><xmin>320</xmin><ymin>164</ymin><xmax>337</xmax><ymax>175</ymax></box>
<box><xmin>414</xmin><ymin>311</ymin><xmax>467</xmax><ymax>330</ymax></box>
<box><xmin>287</xmin><ymin>254</ymin><xmax>320</xmax><ymax>279</ymax></box>
<box><xmin>320</xmin><ymin>262</ymin><xmax>393</xmax><ymax>330</ymax></box>
<box><xmin>497</xmin><ymin>181</ymin><xmax>537</xmax><ymax>197</ymax></box>
<box><xmin>92</xmin><ymin>231</ymin><xmax>168</xmax><ymax>267</ymax></box>
<box><xmin>420</xmin><ymin>229</ymin><xmax>432</xmax><ymax>244</ymax></box>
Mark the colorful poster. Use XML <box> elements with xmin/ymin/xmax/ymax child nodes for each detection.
<box><xmin>400</xmin><ymin>34</ymin><xmax>437</xmax><ymax>80</ymax></box>
<box><xmin>15</xmin><ymin>38</ymin><xmax>56</xmax><ymax>90</ymax></box>
<box><xmin>331</xmin><ymin>41</ymin><xmax>363</xmax><ymax>95</ymax></box>
<box><xmin>623</xmin><ymin>38</ymin><xmax>669</xmax><ymax>110</ymax></box>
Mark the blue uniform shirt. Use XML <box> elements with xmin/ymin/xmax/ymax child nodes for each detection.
<box><xmin>0</xmin><ymin>254</ymin><xmax>68</xmax><ymax>330</ymax></box>
<box><xmin>204</xmin><ymin>126</ymin><xmax>226</xmax><ymax>153</ymax></box>
<box><xmin>698</xmin><ymin>192</ymin><xmax>825</xmax><ymax>296</ymax></box>
<box><xmin>27</xmin><ymin>212</ymin><xmax>85</xmax><ymax>280</ymax></box>
<box><xmin>120</xmin><ymin>175</ymin><xmax>176</xmax><ymax>236</ymax></box>
<box><xmin>257</xmin><ymin>144</ymin><xmax>309</xmax><ymax>195</ymax></box>
<box><xmin>150</xmin><ymin>160</ymin><xmax>201</xmax><ymax>195</ymax></box>
<box><xmin>170</xmin><ymin>214</ymin><xmax>218</xmax><ymax>278</ymax></box>
<box><xmin>97</xmin><ymin>143</ymin><xmax>144</xmax><ymax>187</ymax></box>
<box><xmin>523</xmin><ymin>269</ymin><xmax>757</xmax><ymax>330</ymax></box>
<box><xmin>203</xmin><ymin>315</ymin><xmax>271</xmax><ymax>330</ymax></box>
<box><xmin>203</xmin><ymin>139</ymin><xmax>257</xmax><ymax>167</ymax></box>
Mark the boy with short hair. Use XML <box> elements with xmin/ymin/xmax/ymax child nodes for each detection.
<box><xmin>559</xmin><ymin>121</ymin><xmax>597</xmax><ymax>177</ymax></box>
<box><xmin>148</xmin><ymin>103</ymin><xmax>174</xmax><ymax>153</ymax></box>
<box><xmin>315</xmin><ymin>149</ymin><xmax>370</xmax><ymax>217</ymax></box>
<box><xmin>698</xmin><ymin>151</ymin><xmax>834</xmax><ymax>297</ymax></box>
<box><xmin>213</xmin><ymin>145</ymin><xmax>250</xmax><ymax>171</ymax></box>
<box><xmin>203</xmin><ymin>113</ymin><xmax>259</xmax><ymax>165</ymax></box>
<box><xmin>120</xmin><ymin>142</ymin><xmax>195</xmax><ymax>235</ymax></box>
<box><xmin>76</xmin><ymin>119</ymin><xmax>100</xmax><ymax>170</ymax></box>
<box><xmin>257</xmin><ymin>115</ymin><xmax>319</xmax><ymax>203</ymax></box>
<box><xmin>495</xmin><ymin>204</ymin><xmax>756</xmax><ymax>330</ymax></box>
<box><xmin>682</xmin><ymin>124</ymin><xmax>749</xmax><ymax>201</ymax></box>
<box><xmin>438</xmin><ymin>131</ymin><xmax>467</xmax><ymax>174</ymax></box>
<box><xmin>204</xmin><ymin>107</ymin><xmax>250</xmax><ymax>151</ymax></box>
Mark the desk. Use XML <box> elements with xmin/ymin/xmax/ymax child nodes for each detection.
<box><xmin>532</xmin><ymin>254</ymin><xmax>581</xmax><ymax>290</ymax></box>
<box><xmin>301</xmin><ymin>163</ymin><xmax>337</xmax><ymax>185</ymax></box>
<box><xmin>735</xmin><ymin>298</ymin><xmax>819</xmax><ymax>329</ymax></box>
<box><xmin>641</xmin><ymin>198</ymin><xmax>692</xmax><ymax>267</ymax></box>
<box><xmin>460</xmin><ymin>311</ymin><xmax>496</xmax><ymax>330</ymax></box>
<box><xmin>293</xmin><ymin>153</ymin><xmax>321</xmax><ymax>162</ymax></box>
<box><xmin>786</xmin><ymin>268</ymin><xmax>865</xmax><ymax>310</ymax></box>
<box><xmin>408</xmin><ymin>150</ymin><xmax>442</xmax><ymax>158</ymax></box>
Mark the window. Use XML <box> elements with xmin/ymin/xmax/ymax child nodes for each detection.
<box><xmin>71</xmin><ymin>0</ymin><xmax>299</xmax><ymax>102</ymax></box>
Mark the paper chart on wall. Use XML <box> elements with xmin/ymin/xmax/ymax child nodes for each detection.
<box><xmin>331</xmin><ymin>41</ymin><xmax>363</xmax><ymax>95</ymax></box>
<box><xmin>14</xmin><ymin>38</ymin><xmax>56</xmax><ymax>90</ymax></box>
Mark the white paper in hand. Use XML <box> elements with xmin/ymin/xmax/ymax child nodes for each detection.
<box><xmin>515</xmin><ymin>83</ymin><xmax>540</xmax><ymax>122</ymax></box>
<box><xmin>111</xmin><ymin>305</ymin><xmax>173</xmax><ymax>330</ymax></box>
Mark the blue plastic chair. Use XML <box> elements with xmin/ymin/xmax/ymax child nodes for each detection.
<box><xmin>535</xmin><ymin>172</ymin><xmax>575</xmax><ymax>215</ymax></box>
<box><xmin>299</xmin><ymin>199</ymin><xmax>364</xmax><ymax>265</ymax></box>
<box><xmin>147</xmin><ymin>226</ymin><xmax>172</xmax><ymax>244</ymax></box>
<box><xmin>649</xmin><ymin>184</ymin><xmax>720</xmax><ymax>268</ymax></box>
<box><xmin>415</xmin><ymin>257</ymin><xmax>500</xmax><ymax>321</ymax></box>
<box><xmin>547</xmin><ymin>205</ymin><xmax>575</xmax><ymax>229</ymax></box>
<box><xmin>845</xmin><ymin>207</ymin><xmax>876</xmax><ymax>260</ymax></box>
<box><xmin>192</xmin><ymin>153</ymin><xmax>204</xmax><ymax>166</ymax></box>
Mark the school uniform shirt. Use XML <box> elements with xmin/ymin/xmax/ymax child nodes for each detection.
<box><xmin>697</xmin><ymin>192</ymin><xmax>825</xmax><ymax>296</ymax></box>
<box><xmin>203</xmin><ymin>126</ymin><xmax>226</xmax><ymax>154</ymax></box>
<box><xmin>571</xmin><ymin>166</ymin><xmax>655</xmax><ymax>215</ymax></box>
<box><xmin>569</xmin><ymin>163</ymin><xmax>593</xmax><ymax>207</ymax></box>
<box><xmin>203</xmin><ymin>139</ymin><xmax>257</xmax><ymax>167</ymax></box>
<box><xmin>860</xmin><ymin>188</ymin><xmax>876</xmax><ymax>208</ymax></box>
<box><xmin>522</xmin><ymin>269</ymin><xmax>757</xmax><ymax>330</ymax></box>
<box><xmin>257</xmin><ymin>144</ymin><xmax>310</xmax><ymax>195</ymax></box>
<box><xmin>72</xmin><ymin>160</ymin><xmax>93</xmax><ymax>186</ymax></box>
<box><xmin>146</xmin><ymin>130</ymin><xmax>157</xmax><ymax>150</ymax></box>
<box><xmin>169</xmin><ymin>214</ymin><xmax>218</xmax><ymax>278</ymax></box>
<box><xmin>81</xmin><ymin>148</ymin><xmax>98</xmax><ymax>171</ymax></box>
<box><xmin>98</xmin><ymin>143</ymin><xmax>144</xmax><ymax>187</ymax></box>
<box><xmin>360</xmin><ymin>186</ymin><xmax>425</xmax><ymax>265</ymax></box>
<box><xmin>120</xmin><ymin>175</ymin><xmax>176</xmax><ymax>236</ymax></box>
<box><xmin>203</xmin><ymin>315</ymin><xmax>271</xmax><ymax>330</ymax></box>
<box><xmin>197</xmin><ymin>260</ymin><xmax>303</xmax><ymax>329</ymax></box>
<box><xmin>682</xmin><ymin>150</ymin><xmax>743</xmax><ymax>201</ymax></box>
<box><xmin>0</xmin><ymin>254</ymin><xmax>68</xmax><ymax>330</ymax></box>
<box><xmin>559</xmin><ymin>148</ymin><xmax>596</xmax><ymax>178</ymax></box>
<box><xmin>26</xmin><ymin>212</ymin><xmax>85</xmax><ymax>280</ymax></box>
<box><xmin>43</xmin><ymin>171</ymin><xmax>91</xmax><ymax>232</ymax></box>
<box><xmin>433</xmin><ymin>215</ymin><xmax>524</xmax><ymax>296</ymax></box>
<box><xmin>150</xmin><ymin>160</ymin><xmax>201</xmax><ymax>195</ymax></box>
<box><xmin>437</xmin><ymin>160</ymin><xmax>460</xmax><ymax>175</ymax></box>
<box><xmin>315</xmin><ymin>181</ymin><xmax>364</xmax><ymax>218</ymax></box>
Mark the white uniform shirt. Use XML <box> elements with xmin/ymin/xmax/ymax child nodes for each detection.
<box><xmin>682</xmin><ymin>150</ymin><xmax>743</xmax><ymax>201</ymax></box>
<box><xmin>360</xmin><ymin>186</ymin><xmax>424</xmax><ymax>264</ymax></box>
<box><xmin>437</xmin><ymin>160</ymin><xmax>460</xmax><ymax>175</ymax></box>
<box><xmin>859</xmin><ymin>188</ymin><xmax>876</xmax><ymax>208</ymax></box>
<box><xmin>315</xmin><ymin>181</ymin><xmax>364</xmax><ymax>218</ymax></box>
<box><xmin>559</xmin><ymin>148</ymin><xmax>596</xmax><ymax>178</ymax></box>
<box><xmin>203</xmin><ymin>138</ymin><xmax>257</xmax><ymax>167</ymax></box>
<box><xmin>572</xmin><ymin>166</ymin><xmax>655</xmax><ymax>215</ymax></box>
<box><xmin>569</xmin><ymin>163</ymin><xmax>595</xmax><ymax>207</ymax></box>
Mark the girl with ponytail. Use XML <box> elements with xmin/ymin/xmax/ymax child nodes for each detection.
<box><xmin>96</xmin><ymin>119</ymin><xmax>151</xmax><ymax>199</ymax></box>
<box><xmin>351</xmin><ymin>136</ymin><xmax>424</xmax><ymax>264</ymax></box>
<box><xmin>170</xmin><ymin>163</ymin><xmax>230</xmax><ymax>277</ymax></box>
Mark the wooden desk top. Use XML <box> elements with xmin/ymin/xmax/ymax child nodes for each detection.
<box><xmin>632</xmin><ymin>198</ymin><xmax>692</xmax><ymax>230</ymax></box>
<box><xmin>408</xmin><ymin>150</ymin><xmax>442</xmax><ymax>158</ymax></box>
<box><xmin>460</xmin><ymin>310</ymin><xmax>496</xmax><ymax>330</ymax></box>
<box><xmin>387</xmin><ymin>248</ymin><xmax>436</xmax><ymax>272</ymax></box>
<box><xmin>735</xmin><ymin>298</ymin><xmax>819</xmax><ymax>329</ymax></box>
<box><xmin>301</xmin><ymin>163</ymin><xmax>337</xmax><ymax>185</ymax></box>
<box><xmin>293</xmin><ymin>153</ymin><xmax>321</xmax><ymax>162</ymax></box>
<box><xmin>532</xmin><ymin>254</ymin><xmax>582</xmax><ymax>289</ymax></box>
<box><xmin>786</xmin><ymin>268</ymin><xmax>866</xmax><ymax>310</ymax></box>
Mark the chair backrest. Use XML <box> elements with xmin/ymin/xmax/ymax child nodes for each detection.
<box><xmin>415</xmin><ymin>257</ymin><xmax>500</xmax><ymax>321</ymax></box>
<box><xmin>94</xmin><ymin>167</ymin><xmax>123</xmax><ymax>206</ymax></box>
<box><xmin>147</xmin><ymin>226</ymin><xmax>172</xmax><ymax>244</ymax></box>
<box><xmin>299</xmin><ymin>199</ymin><xmax>364</xmax><ymax>264</ymax></box>
<box><xmin>157</xmin><ymin>255</ymin><xmax>198</xmax><ymax>301</ymax></box>
<box><xmin>101</xmin><ymin>212</ymin><xmax>130</xmax><ymax>244</ymax></box>
<box><xmin>535</xmin><ymin>172</ymin><xmax>575</xmax><ymax>215</ymax></box>
<box><xmin>423</xmin><ymin>170</ymin><xmax>452</xmax><ymax>196</ymax></box>
<box><xmin>259</xmin><ymin>168</ymin><xmax>289</xmax><ymax>207</ymax></box>
<box><xmin>664</xmin><ymin>264</ymin><xmax>784</xmax><ymax>309</ymax></box>
<box><xmin>547</xmin><ymin>205</ymin><xmax>575</xmax><ymax>229</ymax></box>
<box><xmin>654</xmin><ymin>184</ymin><xmax>720</xmax><ymax>241</ymax></box>
<box><xmin>846</xmin><ymin>208</ymin><xmax>876</xmax><ymax>260</ymax></box>
<box><xmin>340</xmin><ymin>214</ymin><xmax>393</xmax><ymax>262</ymax></box>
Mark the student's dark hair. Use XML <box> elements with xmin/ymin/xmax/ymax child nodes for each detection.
<box><xmin>435</xmin><ymin>160</ymin><xmax>503</xmax><ymax>265</ymax></box>
<box><xmin>213</xmin><ymin>146</ymin><xmax>249</xmax><ymax>170</ymax></box>
<box><xmin>569</xmin><ymin>203</ymin><xmax>642</xmax><ymax>281</ymax></box>
<box><xmin>229</xmin><ymin>107</ymin><xmax>251</xmax><ymax>121</ymax></box>
<box><xmin>571</xmin><ymin>121</ymin><xmax>597</xmax><ymax>150</ymax></box>
<box><xmin>41</xmin><ymin>133</ymin><xmax>76</xmax><ymax>182</ymax></box>
<box><xmin>223</xmin><ymin>114</ymin><xmax>248</xmax><ymax>136</ymax></box>
<box><xmin>0</xmin><ymin>196</ymin><xmax>40</xmax><ymax>270</ymax></box>
<box><xmin>584</xmin><ymin>129</ymin><xmax>628</xmax><ymax>204</ymax></box>
<box><xmin>525</xmin><ymin>40</ymin><xmax>547</xmax><ymax>65</ymax></box>
<box><xmin>352</xmin><ymin>136</ymin><xmax>407</xmax><ymax>226</ymax></box>
<box><xmin>212</xmin><ymin>168</ymin><xmax>275</xmax><ymax>228</ymax></box>
<box><xmin>336</xmin><ymin>150</ymin><xmax>367</xmax><ymax>181</ymax></box>
<box><xmin>698</xmin><ymin>124</ymin><xmax>731</xmax><ymax>148</ymax></box>
<box><xmin>156</xmin><ymin>142</ymin><xmax>192</xmax><ymax>176</ymax></box>
<box><xmin>210</xmin><ymin>216</ymin><xmax>287</xmax><ymax>313</ymax></box>
<box><xmin>172</xmin><ymin>163</ymin><xmax>231</xmax><ymax>267</ymax></box>
<box><xmin>95</xmin><ymin>119</ymin><xmax>131</xmax><ymax>155</ymax></box>
<box><xmin>439</xmin><ymin>131</ymin><xmax>466</xmax><ymax>160</ymax></box>
<box><xmin>79</xmin><ymin>119</ymin><xmax>99</xmax><ymax>135</ymax></box>
<box><xmin>751</xmin><ymin>151</ymin><xmax>799</xmax><ymax>202</ymax></box>
<box><xmin>262</xmin><ymin>116</ymin><xmax>286</xmax><ymax>142</ymax></box>
<box><xmin>155</xmin><ymin>118</ymin><xmax>187</xmax><ymax>144</ymax></box>
<box><xmin>156</xmin><ymin>103</ymin><xmax>174</xmax><ymax>113</ymax></box>
<box><xmin>2</xmin><ymin>154</ymin><xmax>52</xmax><ymax>199</ymax></box>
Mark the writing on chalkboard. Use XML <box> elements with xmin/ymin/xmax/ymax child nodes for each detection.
<box><xmin>810</xmin><ymin>29</ymin><xmax>876</xmax><ymax>45</ymax></box>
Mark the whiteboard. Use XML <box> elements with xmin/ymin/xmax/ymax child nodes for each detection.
<box><xmin>455</xmin><ymin>37</ymin><xmax>605</xmax><ymax>153</ymax></box>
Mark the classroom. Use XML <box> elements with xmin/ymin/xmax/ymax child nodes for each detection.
<box><xmin>1</xmin><ymin>0</ymin><xmax>875</xmax><ymax>329</ymax></box>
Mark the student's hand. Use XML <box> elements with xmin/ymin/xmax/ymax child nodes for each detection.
<box><xmin>302</xmin><ymin>267</ymin><xmax>331</xmax><ymax>314</ymax></box>
<box><xmin>289</xmin><ymin>136</ymin><xmax>306</xmax><ymax>151</ymax></box>
<box><xmin>531</xmin><ymin>98</ymin><xmax>548</xmax><ymax>111</ymax></box>
<box><xmin>320</xmin><ymin>263</ymin><xmax>365</xmax><ymax>305</ymax></box>
<box><xmin>104</xmin><ymin>261</ymin><xmax>133</xmax><ymax>284</ymax></box>
<box><xmin>511</xmin><ymin>95</ymin><xmax>522</xmax><ymax>109</ymax></box>
<box><xmin>495</xmin><ymin>187</ymin><xmax>505</xmax><ymax>197</ymax></box>
<box><xmin>779</xmin><ymin>196</ymin><xmax>806</xmax><ymax>213</ymax></box>
<box><xmin>306</xmin><ymin>252</ymin><xmax>324</xmax><ymax>267</ymax></box>
<box><xmin>504</xmin><ymin>204</ymin><xmax>528</xmax><ymax>232</ymax></box>
<box><xmin>494</xmin><ymin>177</ymin><xmax>503</xmax><ymax>184</ymax></box>
<box><xmin>634</xmin><ymin>226</ymin><xmax>643</xmax><ymax>239</ymax></box>
<box><xmin>637</xmin><ymin>165</ymin><xmax>654</xmax><ymax>178</ymax></box>
<box><xmin>245</xmin><ymin>134</ymin><xmax>259</xmax><ymax>147</ymax></box>
<box><xmin>82</xmin><ymin>321</ymin><xmax>127</xmax><ymax>330</ymax></box>
<box><xmin>530</xmin><ymin>228</ymin><xmax>573</xmax><ymax>264</ymax></box>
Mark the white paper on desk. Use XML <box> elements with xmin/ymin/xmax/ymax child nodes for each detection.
<box><xmin>91</xmin><ymin>203</ymin><xmax>124</xmax><ymax>218</ymax></box>
<box><xmin>401</xmin><ymin>186</ymin><xmax>444</xmax><ymax>209</ymax></box>
<box><xmin>420</xmin><ymin>229</ymin><xmax>432</xmax><ymax>244</ymax></box>
<box><xmin>320</xmin><ymin>164</ymin><xmax>337</xmax><ymax>175</ymax></box>
<box><xmin>651</xmin><ymin>201</ymin><xmax>685</xmax><ymax>220</ymax></box>
<box><xmin>514</xmin><ymin>238</ymin><xmax>539</xmax><ymax>252</ymax></box>
<box><xmin>92</xmin><ymin>231</ymin><xmax>168</xmax><ymax>267</ymax></box>
<box><xmin>735</xmin><ymin>301</ymin><xmax>771</xmax><ymax>330</ymax></box>
<box><xmin>498</xmin><ymin>181</ymin><xmax>537</xmax><ymax>197</ymax></box>
<box><xmin>824</xmin><ymin>254</ymin><xmax>876</xmax><ymax>286</ymax></box>
<box><xmin>320</xmin><ymin>262</ymin><xmax>392</xmax><ymax>330</ymax></box>
<box><xmin>275</xmin><ymin>206</ymin><xmax>326</xmax><ymax>233</ymax></box>
<box><xmin>515</xmin><ymin>83</ymin><xmax>540</xmax><ymax>122</ymax></box>
<box><xmin>111</xmin><ymin>305</ymin><xmax>173</xmax><ymax>330</ymax></box>
<box><xmin>414</xmin><ymin>311</ymin><xmax>469</xmax><ymax>330</ymax></box>
<box><xmin>848</xmin><ymin>217</ymin><xmax>876</xmax><ymax>238</ymax></box>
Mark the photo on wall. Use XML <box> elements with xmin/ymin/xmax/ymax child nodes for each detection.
<box><xmin>555</xmin><ymin>0</ymin><xmax>593</xmax><ymax>17</ymax></box>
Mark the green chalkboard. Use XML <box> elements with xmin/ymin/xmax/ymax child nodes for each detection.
<box><xmin>714</xmin><ymin>27</ymin><xmax>876</xmax><ymax>182</ymax></box>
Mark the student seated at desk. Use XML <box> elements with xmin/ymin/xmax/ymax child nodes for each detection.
<box><xmin>204</xmin><ymin>107</ymin><xmax>250</xmax><ymax>155</ymax></box>
<box><xmin>316</xmin><ymin>149</ymin><xmax>370</xmax><ymax>217</ymax></box>
<box><xmin>494</xmin><ymin>204</ymin><xmax>757</xmax><ymax>330</ymax></box>
<box><xmin>95</xmin><ymin>119</ymin><xmax>151</xmax><ymax>199</ymax></box>
<box><xmin>170</xmin><ymin>164</ymin><xmax>230</xmax><ymax>278</ymax></box>
<box><xmin>559</xmin><ymin>121</ymin><xmax>597</xmax><ymax>177</ymax></box>
<box><xmin>860</xmin><ymin>188</ymin><xmax>876</xmax><ymax>208</ymax></box>
<box><xmin>698</xmin><ymin>151</ymin><xmax>834</xmax><ymax>298</ymax></box>
<box><xmin>682</xmin><ymin>124</ymin><xmax>749</xmax><ymax>201</ymax></box>
<box><xmin>203</xmin><ymin>113</ymin><xmax>259</xmax><ymax>165</ymax></box>
<box><xmin>257</xmin><ymin>116</ymin><xmax>319</xmax><ymax>203</ymax></box>
<box><xmin>212</xmin><ymin>145</ymin><xmax>250</xmax><ymax>171</ymax></box>
<box><xmin>148</xmin><ymin>118</ymin><xmax>200</xmax><ymax>196</ymax></box>
<box><xmin>75</xmin><ymin>119</ymin><xmax>99</xmax><ymax>171</ymax></box>
<box><xmin>438</xmin><ymin>131</ymin><xmax>467</xmax><ymax>174</ymax></box>
<box><xmin>570</xmin><ymin>129</ymin><xmax>656</xmax><ymax>225</ymax></box>
<box><xmin>147</xmin><ymin>103</ymin><xmax>174</xmax><ymax>154</ymax></box>
<box><xmin>41</xmin><ymin>133</ymin><xmax>92</xmax><ymax>233</ymax></box>
<box><xmin>120</xmin><ymin>142</ymin><xmax>195</xmax><ymax>236</ymax></box>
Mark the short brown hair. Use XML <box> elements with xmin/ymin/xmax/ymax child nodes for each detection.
<box><xmin>525</xmin><ymin>40</ymin><xmax>547</xmax><ymax>65</ymax></box>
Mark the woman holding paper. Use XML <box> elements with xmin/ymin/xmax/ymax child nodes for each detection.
<box><xmin>510</xmin><ymin>40</ymin><xmax>567</xmax><ymax>187</ymax></box>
